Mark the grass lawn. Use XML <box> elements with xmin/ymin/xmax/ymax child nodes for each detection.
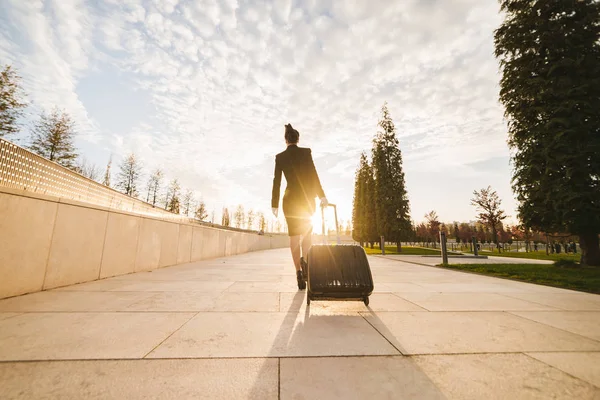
<box><xmin>364</xmin><ymin>246</ymin><xmax>462</xmax><ymax>256</ymax></box>
<box><xmin>465</xmin><ymin>250</ymin><xmax>581</xmax><ymax>263</ymax></box>
<box><xmin>441</xmin><ymin>263</ymin><xmax>600</xmax><ymax>294</ymax></box>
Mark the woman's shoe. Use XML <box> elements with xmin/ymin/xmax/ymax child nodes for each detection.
<box><xmin>300</xmin><ymin>257</ymin><xmax>308</xmax><ymax>281</ymax></box>
<box><xmin>296</xmin><ymin>270</ymin><xmax>306</xmax><ymax>290</ymax></box>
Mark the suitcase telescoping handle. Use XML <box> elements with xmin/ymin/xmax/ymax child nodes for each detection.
<box><xmin>320</xmin><ymin>203</ymin><xmax>341</xmax><ymax>245</ymax></box>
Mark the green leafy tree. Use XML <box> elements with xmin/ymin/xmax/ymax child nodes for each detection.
<box><xmin>116</xmin><ymin>153</ymin><xmax>142</xmax><ymax>197</ymax></box>
<box><xmin>0</xmin><ymin>64</ymin><xmax>27</xmax><ymax>137</ymax></box>
<box><xmin>29</xmin><ymin>108</ymin><xmax>78</xmax><ymax>168</ymax></box>
<box><xmin>372</xmin><ymin>103</ymin><xmax>411</xmax><ymax>251</ymax></box>
<box><xmin>494</xmin><ymin>0</ymin><xmax>600</xmax><ymax>265</ymax></box>
<box><xmin>352</xmin><ymin>153</ymin><xmax>368</xmax><ymax>245</ymax></box>
<box><xmin>453</xmin><ymin>222</ymin><xmax>460</xmax><ymax>242</ymax></box>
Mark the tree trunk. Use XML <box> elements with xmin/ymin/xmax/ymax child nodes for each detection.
<box><xmin>579</xmin><ymin>233</ymin><xmax>600</xmax><ymax>267</ymax></box>
<box><xmin>396</xmin><ymin>241</ymin><xmax>402</xmax><ymax>252</ymax></box>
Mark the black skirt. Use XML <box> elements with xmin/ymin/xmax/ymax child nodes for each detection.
<box><xmin>282</xmin><ymin>190</ymin><xmax>315</xmax><ymax>236</ymax></box>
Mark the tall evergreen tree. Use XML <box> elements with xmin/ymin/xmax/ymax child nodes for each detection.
<box><xmin>0</xmin><ymin>64</ymin><xmax>27</xmax><ymax>137</ymax></box>
<box><xmin>30</xmin><ymin>108</ymin><xmax>78</xmax><ymax>168</ymax></box>
<box><xmin>116</xmin><ymin>153</ymin><xmax>142</xmax><ymax>197</ymax></box>
<box><xmin>352</xmin><ymin>153</ymin><xmax>368</xmax><ymax>245</ymax></box>
<box><xmin>372</xmin><ymin>102</ymin><xmax>411</xmax><ymax>252</ymax></box>
<box><xmin>145</xmin><ymin>169</ymin><xmax>163</xmax><ymax>206</ymax></box>
<box><xmin>494</xmin><ymin>0</ymin><xmax>600</xmax><ymax>265</ymax></box>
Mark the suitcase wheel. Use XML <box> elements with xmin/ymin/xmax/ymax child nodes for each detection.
<box><xmin>363</xmin><ymin>297</ymin><xmax>369</xmax><ymax>306</ymax></box>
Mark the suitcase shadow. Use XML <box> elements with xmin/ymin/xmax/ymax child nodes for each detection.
<box><xmin>249</xmin><ymin>291</ymin><xmax>436</xmax><ymax>398</ymax></box>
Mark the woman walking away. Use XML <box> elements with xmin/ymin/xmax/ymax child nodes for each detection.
<box><xmin>271</xmin><ymin>124</ymin><xmax>328</xmax><ymax>290</ymax></box>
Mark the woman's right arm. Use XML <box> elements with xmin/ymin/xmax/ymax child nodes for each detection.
<box><xmin>308</xmin><ymin>149</ymin><xmax>326</xmax><ymax>200</ymax></box>
<box><xmin>271</xmin><ymin>156</ymin><xmax>282</xmax><ymax>210</ymax></box>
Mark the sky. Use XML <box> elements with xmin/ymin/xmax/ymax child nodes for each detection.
<box><xmin>0</xmin><ymin>0</ymin><xmax>518</xmax><ymax>229</ymax></box>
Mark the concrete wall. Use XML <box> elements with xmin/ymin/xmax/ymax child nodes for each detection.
<box><xmin>0</xmin><ymin>188</ymin><xmax>289</xmax><ymax>299</ymax></box>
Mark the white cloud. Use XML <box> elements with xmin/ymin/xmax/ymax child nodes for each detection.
<box><xmin>1</xmin><ymin>0</ymin><xmax>517</xmax><ymax>224</ymax></box>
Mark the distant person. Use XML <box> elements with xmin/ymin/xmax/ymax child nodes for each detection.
<box><xmin>271</xmin><ymin>123</ymin><xmax>328</xmax><ymax>290</ymax></box>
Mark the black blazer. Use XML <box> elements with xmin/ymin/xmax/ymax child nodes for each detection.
<box><xmin>271</xmin><ymin>145</ymin><xmax>326</xmax><ymax>212</ymax></box>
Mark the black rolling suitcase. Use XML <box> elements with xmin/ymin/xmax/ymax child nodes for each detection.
<box><xmin>306</xmin><ymin>204</ymin><xmax>374</xmax><ymax>306</ymax></box>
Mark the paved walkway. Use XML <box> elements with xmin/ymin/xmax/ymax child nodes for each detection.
<box><xmin>0</xmin><ymin>249</ymin><xmax>599</xmax><ymax>399</ymax></box>
<box><xmin>384</xmin><ymin>254</ymin><xmax>554</xmax><ymax>266</ymax></box>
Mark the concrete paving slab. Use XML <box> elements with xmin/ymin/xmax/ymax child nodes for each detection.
<box><xmin>225</xmin><ymin>281</ymin><xmax>298</xmax><ymax>293</ymax></box>
<box><xmin>502</xmin><ymin>292</ymin><xmax>600</xmax><ymax>310</ymax></box>
<box><xmin>396</xmin><ymin>292</ymin><xmax>559</xmax><ymax>311</ymax></box>
<box><xmin>148</xmin><ymin>311</ymin><xmax>400</xmax><ymax>358</ymax></box>
<box><xmin>280</xmin><ymin>356</ymin><xmax>445</xmax><ymax>400</ymax></box>
<box><xmin>212</xmin><ymin>292</ymin><xmax>280</xmax><ymax>312</ymax></box>
<box><xmin>0</xmin><ymin>291</ymin><xmax>154</xmax><ymax>312</ymax></box>
<box><xmin>52</xmin><ymin>278</ymin><xmax>133</xmax><ymax>292</ymax></box>
<box><xmin>0</xmin><ymin>312</ymin><xmax>194</xmax><ymax>360</ymax></box>
<box><xmin>111</xmin><ymin>280</ymin><xmax>235</xmax><ymax>292</ymax></box>
<box><xmin>510</xmin><ymin>311</ymin><xmax>600</xmax><ymax>341</ymax></box>
<box><xmin>279</xmin><ymin>292</ymin><xmax>426</xmax><ymax>312</ymax></box>
<box><xmin>362</xmin><ymin>311</ymin><xmax>600</xmax><ymax>355</ymax></box>
<box><xmin>526</xmin><ymin>352</ymin><xmax>600</xmax><ymax>388</ymax></box>
<box><xmin>0</xmin><ymin>358</ymin><xmax>278</xmax><ymax>400</ymax></box>
<box><xmin>0</xmin><ymin>313</ymin><xmax>21</xmax><ymax>321</ymax></box>
<box><xmin>124</xmin><ymin>292</ymin><xmax>217</xmax><ymax>312</ymax></box>
<box><xmin>412</xmin><ymin>353</ymin><xmax>600</xmax><ymax>399</ymax></box>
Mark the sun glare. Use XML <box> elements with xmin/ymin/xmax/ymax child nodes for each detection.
<box><xmin>311</xmin><ymin>212</ymin><xmax>323</xmax><ymax>235</ymax></box>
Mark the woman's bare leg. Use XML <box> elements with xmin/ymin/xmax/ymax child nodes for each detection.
<box><xmin>289</xmin><ymin>235</ymin><xmax>301</xmax><ymax>272</ymax></box>
<box><xmin>301</xmin><ymin>232</ymin><xmax>312</xmax><ymax>260</ymax></box>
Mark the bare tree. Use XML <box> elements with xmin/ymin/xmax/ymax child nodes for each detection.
<box><xmin>116</xmin><ymin>153</ymin><xmax>142</xmax><ymax>197</ymax></box>
<box><xmin>471</xmin><ymin>186</ymin><xmax>508</xmax><ymax>251</ymax></box>
<box><xmin>164</xmin><ymin>179</ymin><xmax>181</xmax><ymax>211</ymax></box>
<box><xmin>102</xmin><ymin>156</ymin><xmax>112</xmax><ymax>187</ymax></box>
<box><xmin>30</xmin><ymin>108</ymin><xmax>78</xmax><ymax>169</ymax></box>
<box><xmin>247</xmin><ymin>209</ymin><xmax>255</xmax><ymax>230</ymax></box>
<box><xmin>75</xmin><ymin>157</ymin><xmax>101</xmax><ymax>181</ymax></box>
<box><xmin>234</xmin><ymin>205</ymin><xmax>245</xmax><ymax>228</ymax></box>
<box><xmin>0</xmin><ymin>64</ymin><xmax>27</xmax><ymax>137</ymax></box>
<box><xmin>182</xmin><ymin>189</ymin><xmax>194</xmax><ymax>216</ymax></box>
<box><xmin>195</xmin><ymin>201</ymin><xmax>208</xmax><ymax>221</ymax></box>
<box><xmin>145</xmin><ymin>169</ymin><xmax>163</xmax><ymax>206</ymax></box>
<box><xmin>424</xmin><ymin>210</ymin><xmax>441</xmax><ymax>248</ymax></box>
<box><xmin>221</xmin><ymin>207</ymin><xmax>230</xmax><ymax>226</ymax></box>
<box><xmin>258</xmin><ymin>212</ymin><xmax>266</xmax><ymax>232</ymax></box>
